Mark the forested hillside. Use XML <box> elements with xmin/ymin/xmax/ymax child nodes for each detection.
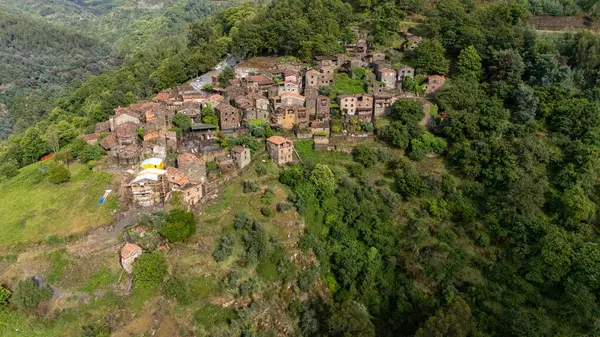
<box><xmin>0</xmin><ymin>0</ymin><xmax>218</xmax><ymax>139</ymax></box>
<box><xmin>0</xmin><ymin>9</ymin><xmax>117</xmax><ymax>137</ymax></box>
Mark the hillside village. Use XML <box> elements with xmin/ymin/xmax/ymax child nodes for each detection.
<box><xmin>77</xmin><ymin>30</ymin><xmax>443</xmax><ymax>216</ymax></box>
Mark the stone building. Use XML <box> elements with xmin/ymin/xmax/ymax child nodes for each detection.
<box><xmin>216</xmin><ymin>104</ymin><xmax>240</xmax><ymax>130</ymax></box>
<box><xmin>121</xmin><ymin>243</ymin><xmax>142</xmax><ymax>273</ymax></box>
<box><xmin>266</xmin><ymin>136</ymin><xmax>294</xmax><ymax>166</ymax></box>
<box><xmin>231</xmin><ymin>146</ymin><xmax>251</xmax><ymax>169</ymax></box>
<box><xmin>177</xmin><ymin>153</ymin><xmax>206</xmax><ymax>183</ymax></box>
<box><xmin>377</xmin><ymin>68</ymin><xmax>396</xmax><ymax>90</ymax></box>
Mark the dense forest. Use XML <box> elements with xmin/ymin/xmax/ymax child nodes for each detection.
<box><xmin>0</xmin><ymin>0</ymin><xmax>218</xmax><ymax>139</ymax></box>
<box><xmin>1</xmin><ymin>0</ymin><xmax>600</xmax><ymax>335</ymax></box>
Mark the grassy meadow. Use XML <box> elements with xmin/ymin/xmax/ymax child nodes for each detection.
<box><xmin>0</xmin><ymin>161</ymin><xmax>116</xmax><ymax>250</ymax></box>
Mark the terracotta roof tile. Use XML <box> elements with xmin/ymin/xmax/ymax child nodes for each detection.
<box><xmin>267</xmin><ymin>136</ymin><xmax>291</xmax><ymax>145</ymax></box>
<box><xmin>121</xmin><ymin>243</ymin><xmax>142</xmax><ymax>259</ymax></box>
<box><xmin>178</xmin><ymin>153</ymin><xmax>201</xmax><ymax>164</ymax></box>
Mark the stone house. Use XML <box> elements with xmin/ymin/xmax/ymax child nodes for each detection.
<box><xmin>128</xmin><ymin>168</ymin><xmax>167</xmax><ymax>207</ymax></box>
<box><xmin>347</xmin><ymin>38</ymin><xmax>368</xmax><ymax>56</ymax></box>
<box><xmin>215</xmin><ymin>155</ymin><xmax>236</xmax><ymax>174</ymax></box>
<box><xmin>306</xmin><ymin>94</ymin><xmax>331</xmax><ymax>119</ymax></box>
<box><xmin>315</xmin><ymin>55</ymin><xmax>338</xmax><ymax>68</ymax></box>
<box><xmin>121</xmin><ymin>243</ymin><xmax>142</xmax><ymax>273</ymax></box>
<box><xmin>425</xmin><ymin>75</ymin><xmax>446</xmax><ymax>94</ymax></box>
<box><xmin>397</xmin><ymin>65</ymin><xmax>415</xmax><ymax>82</ymax></box>
<box><xmin>403</xmin><ymin>33</ymin><xmax>423</xmax><ymax>51</ymax></box>
<box><xmin>272</xmin><ymin>107</ymin><xmax>297</xmax><ymax>129</ymax></box>
<box><xmin>243</xmin><ymin>75</ymin><xmax>276</xmax><ymax>95</ymax></box>
<box><xmin>366</xmin><ymin>52</ymin><xmax>386</xmax><ymax>65</ymax></box>
<box><xmin>109</xmin><ymin>110</ymin><xmax>140</xmax><ymax>132</ymax></box>
<box><xmin>278</xmin><ymin>81</ymin><xmax>300</xmax><ymax>95</ymax></box>
<box><xmin>116</xmin><ymin>122</ymin><xmax>138</xmax><ymax>147</ymax></box>
<box><xmin>118</xmin><ymin>144</ymin><xmax>140</xmax><ymax>166</ymax></box>
<box><xmin>95</xmin><ymin>121</ymin><xmax>110</xmax><ymax>134</ymax></box>
<box><xmin>337</xmin><ymin>94</ymin><xmax>373</xmax><ymax>122</ymax></box>
<box><xmin>279</xmin><ymin>93</ymin><xmax>306</xmax><ymax>107</ymax></box>
<box><xmin>267</xmin><ymin>136</ymin><xmax>294</xmax><ymax>166</ymax></box>
<box><xmin>231</xmin><ymin>146</ymin><xmax>251</xmax><ymax>169</ymax></box>
<box><xmin>216</xmin><ymin>104</ymin><xmax>240</xmax><ymax>130</ymax></box>
<box><xmin>177</xmin><ymin>153</ymin><xmax>206</xmax><ymax>183</ymax></box>
<box><xmin>310</xmin><ymin>119</ymin><xmax>330</xmax><ymax>135</ymax></box>
<box><xmin>373</xmin><ymin>93</ymin><xmax>396</xmax><ymax>116</ymax></box>
<box><xmin>181</xmin><ymin>183</ymin><xmax>202</xmax><ymax>206</ymax></box>
<box><xmin>295</xmin><ymin>107</ymin><xmax>310</xmax><ymax>126</ymax></box>
<box><xmin>319</xmin><ymin>66</ymin><xmax>335</xmax><ymax>86</ymax></box>
<box><xmin>305</xmin><ymin>69</ymin><xmax>321</xmax><ymax>89</ymax></box>
<box><xmin>100</xmin><ymin>133</ymin><xmax>118</xmax><ymax>150</ymax></box>
<box><xmin>166</xmin><ymin>167</ymin><xmax>189</xmax><ymax>190</ymax></box>
<box><xmin>377</xmin><ymin>68</ymin><xmax>396</xmax><ymax>90</ymax></box>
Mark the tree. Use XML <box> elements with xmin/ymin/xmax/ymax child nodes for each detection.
<box><xmin>218</xmin><ymin>66</ymin><xmax>235</xmax><ymax>87</ymax></box>
<box><xmin>212</xmin><ymin>234</ymin><xmax>235</xmax><ymax>262</ymax></box>
<box><xmin>45</xmin><ymin>124</ymin><xmax>61</xmax><ymax>154</ymax></box>
<box><xmin>163</xmin><ymin>278</ymin><xmax>192</xmax><ymax>305</ymax></box>
<box><xmin>512</xmin><ymin>83</ymin><xmax>538</xmax><ymax>123</ymax></box>
<box><xmin>352</xmin><ymin>144</ymin><xmax>378</xmax><ymax>167</ymax></box>
<box><xmin>133</xmin><ymin>252</ymin><xmax>168</xmax><ymax>288</ymax></box>
<box><xmin>310</xmin><ymin>164</ymin><xmax>336</xmax><ymax>197</ymax></box>
<box><xmin>410</xmin><ymin>39</ymin><xmax>449</xmax><ymax>75</ymax></box>
<box><xmin>201</xmin><ymin>103</ymin><xmax>219</xmax><ymax>126</ymax></box>
<box><xmin>416</xmin><ymin>296</ymin><xmax>475</xmax><ymax>337</ymax></box>
<box><xmin>455</xmin><ymin>45</ymin><xmax>482</xmax><ymax>80</ymax></box>
<box><xmin>328</xmin><ymin>301</ymin><xmax>375</xmax><ymax>337</ymax></box>
<box><xmin>47</xmin><ymin>164</ymin><xmax>71</xmax><ymax>184</ymax></box>
<box><xmin>11</xmin><ymin>278</ymin><xmax>52</xmax><ymax>310</ymax></box>
<box><xmin>172</xmin><ymin>113</ymin><xmax>192</xmax><ymax>131</ymax></box>
<box><xmin>161</xmin><ymin>209</ymin><xmax>197</xmax><ymax>242</ymax></box>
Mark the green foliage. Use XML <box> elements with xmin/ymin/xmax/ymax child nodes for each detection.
<box><xmin>328</xmin><ymin>301</ymin><xmax>375</xmax><ymax>337</ymax></box>
<box><xmin>416</xmin><ymin>296</ymin><xmax>475</xmax><ymax>337</ymax></box>
<box><xmin>172</xmin><ymin>113</ymin><xmax>192</xmax><ymax>131</ymax></box>
<box><xmin>455</xmin><ymin>45</ymin><xmax>482</xmax><ymax>80</ymax></box>
<box><xmin>81</xmin><ymin>323</ymin><xmax>110</xmax><ymax>337</ymax></box>
<box><xmin>409</xmin><ymin>133</ymin><xmax>447</xmax><ymax>160</ymax></box>
<box><xmin>409</xmin><ymin>39</ymin><xmax>449</xmax><ymax>75</ymax></box>
<box><xmin>261</xmin><ymin>207</ymin><xmax>274</xmax><ymax>217</ymax></box>
<box><xmin>80</xmin><ymin>268</ymin><xmax>120</xmax><ymax>294</ymax></box>
<box><xmin>161</xmin><ymin>209</ymin><xmax>197</xmax><ymax>242</ymax></box>
<box><xmin>243</xmin><ymin>180</ymin><xmax>259</xmax><ymax>193</ymax></box>
<box><xmin>218</xmin><ymin>66</ymin><xmax>235</xmax><ymax>87</ymax></box>
<box><xmin>276</xmin><ymin>201</ymin><xmax>293</xmax><ymax>212</ymax></box>
<box><xmin>212</xmin><ymin>234</ymin><xmax>235</xmax><ymax>262</ymax></box>
<box><xmin>0</xmin><ymin>285</ymin><xmax>11</xmax><ymax>308</ymax></box>
<box><xmin>133</xmin><ymin>251</ymin><xmax>168</xmax><ymax>289</ymax></box>
<box><xmin>194</xmin><ymin>304</ymin><xmax>236</xmax><ymax>328</ymax></box>
<box><xmin>11</xmin><ymin>278</ymin><xmax>52</xmax><ymax>310</ymax></box>
<box><xmin>206</xmin><ymin>161</ymin><xmax>218</xmax><ymax>171</ymax></box>
<box><xmin>310</xmin><ymin>164</ymin><xmax>336</xmax><ymax>197</ymax></box>
<box><xmin>378</xmin><ymin>99</ymin><xmax>424</xmax><ymax>149</ymax></box>
<box><xmin>352</xmin><ymin>144</ymin><xmax>378</xmax><ymax>167</ymax></box>
<box><xmin>163</xmin><ymin>278</ymin><xmax>193</xmax><ymax>305</ymax></box>
<box><xmin>0</xmin><ymin>160</ymin><xmax>19</xmax><ymax>179</ymax></box>
<box><xmin>331</xmin><ymin>73</ymin><xmax>367</xmax><ymax>96</ymax></box>
<box><xmin>47</xmin><ymin>164</ymin><xmax>71</xmax><ymax>184</ymax></box>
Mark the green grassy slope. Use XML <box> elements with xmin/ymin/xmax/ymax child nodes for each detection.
<box><xmin>0</xmin><ymin>161</ymin><xmax>116</xmax><ymax>249</ymax></box>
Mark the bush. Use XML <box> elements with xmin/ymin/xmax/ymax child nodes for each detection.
<box><xmin>352</xmin><ymin>144</ymin><xmax>378</xmax><ymax>167</ymax></box>
<box><xmin>261</xmin><ymin>187</ymin><xmax>276</xmax><ymax>205</ymax></box>
<box><xmin>0</xmin><ymin>285</ymin><xmax>11</xmax><ymax>308</ymax></box>
<box><xmin>11</xmin><ymin>278</ymin><xmax>52</xmax><ymax>310</ymax></box>
<box><xmin>277</xmin><ymin>201</ymin><xmax>293</xmax><ymax>212</ymax></box>
<box><xmin>255</xmin><ymin>162</ymin><xmax>268</xmax><ymax>176</ymax></box>
<box><xmin>163</xmin><ymin>278</ymin><xmax>192</xmax><ymax>305</ymax></box>
<box><xmin>261</xmin><ymin>207</ymin><xmax>274</xmax><ymax>217</ymax></box>
<box><xmin>172</xmin><ymin>113</ymin><xmax>192</xmax><ymax>131</ymax></box>
<box><xmin>347</xmin><ymin>163</ymin><xmax>364</xmax><ymax>179</ymax></box>
<box><xmin>298</xmin><ymin>268</ymin><xmax>317</xmax><ymax>292</ymax></box>
<box><xmin>212</xmin><ymin>234</ymin><xmax>235</xmax><ymax>262</ymax></box>
<box><xmin>77</xmin><ymin>144</ymin><xmax>103</xmax><ymax>164</ymax></box>
<box><xmin>133</xmin><ymin>252</ymin><xmax>168</xmax><ymax>288</ymax></box>
<box><xmin>47</xmin><ymin>164</ymin><xmax>71</xmax><ymax>184</ymax></box>
<box><xmin>81</xmin><ymin>323</ymin><xmax>110</xmax><ymax>337</ymax></box>
<box><xmin>160</xmin><ymin>209</ymin><xmax>196</xmax><ymax>242</ymax></box>
<box><xmin>239</xmin><ymin>278</ymin><xmax>259</xmax><ymax>297</ymax></box>
<box><xmin>243</xmin><ymin>180</ymin><xmax>259</xmax><ymax>193</ymax></box>
<box><xmin>0</xmin><ymin>160</ymin><xmax>19</xmax><ymax>179</ymax></box>
<box><xmin>206</xmin><ymin>161</ymin><xmax>218</xmax><ymax>171</ymax></box>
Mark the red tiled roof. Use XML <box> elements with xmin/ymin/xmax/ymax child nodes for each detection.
<box><xmin>177</xmin><ymin>153</ymin><xmax>200</xmax><ymax>164</ymax></box>
<box><xmin>119</xmin><ymin>144</ymin><xmax>138</xmax><ymax>153</ymax></box>
<box><xmin>143</xmin><ymin>131</ymin><xmax>160</xmax><ymax>141</ymax></box>
<box><xmin>280</xmin><ymin>92</ymin><xmax>305</xmax><ymax>99</ymax></box>
<box><xmin>121</xmin><ymin>243</ymin><xmax>142</xmax><ymax>259</ymax></box>
<box><xmin>306</xmin><ymin>69</ymin><xmax>320</xmax><ymax>75</ymax></box>
<box><xmin>166</xmin><ymin>167</ymin><xmax>189</xmax><ymax>186</ymax></box>
<box><xmin>246</xmin><ymin>75</ymin><xmax>274</xmax><ymax>85</ymax></box>
<box><xmin>155</xmin><ymin>92</ymin><xmax>170</xmax><ymax>101</ymax></box>
<box><xmin>267</xmin><ymin>136</ymin><xmax>290</xmax><ymax>145</ymax></box>
<box><xmin>100</xmin><ymin>133</ymin><xmax>117</xmax><ymax>150</ymax></box>
<box><xmin>117</xmin><ymin>122</ymin><xmax>138</xmax><ymax>138</ymax></box>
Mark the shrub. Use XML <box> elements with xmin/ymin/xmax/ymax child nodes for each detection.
<box><xmin>194</xmin><ymin>304</ymin><xmax>236</xmax><ymax>328</ymax></box>
<box><xmin>261</xmin><ymin>187</ymin><xmax>276</xmax><ymax>205</ymax></box>
<box><xmin>277</xmin><ymin>201</ymin><xmax>293</xmax><ymax>212</ymax></box>
<box><xmin>160</xmin><ymin>209</ymin><xmax>196</xmax><ymax>242</ymax></box>
<box><xmin>47</xmin><ymin>164</ymin><xmax>71</xmax><ymax>184</ymax></box>
<box><xmin>239</xmin><ymin>278</ymin><xmax>259</xmax><ymax>297</ymax></box>
<box><xmin>298</xmin><ymin>268</ymin><xmax>317</xmax><ymax>292</ymax></box>
<box><xmin>261</xmin><ymin>207</ymin><xmax>274</xmax><ymax>217</ymax></box>
<box><xmin>163</xmin><ymin>278</ymin><xmax>192</xmax><ymax>305</ymax></box>
<box><xmin>347</xmin><ymin>163</ymin><xmax>364</xmax><ymax>179</ymax></box>
<box><xmin>206</xmin><ymin>161</ymin><xmax>218</xmax><ymax>171</ymax></box>
<box><xmin>133</xmin><ymin>252</ymin><xmax>168</xmax><ymax>288</ymax></box>
<box><xmin>352</xmin><ymin>144</ymin><xmax>378</xmax><ymax>167</ymax></box>
<box><xmin>172</xmin><ymin>113</ymin><xmax>192</xmax><ymax>131</ymax></box>
<box><xmin>11</xmin><ymin>278</ymin><xmax>52</xmax><ymax>310</ymax></box>
<box><xmin>243</xmin><ymin>180</ymin><xmax>259</xmax><ymax>193</ymax></box>
<box><xmin>212</xmin><ymin>234</ymin><xmax>235</xmax><ymax>262</ymax></box>
<box><xmin>242</xmin><ymin>221</ymin><xmax>268</xmax><ymax>263</ymax></box>
<box><xmin>76</xmin><ymin>144</ymin><xmax>103</xmax><ymax>164</ymax></box>
<box><xmin>81</xmin><ymin>323</ymin><xmax>110</xmax><ymax>337</ymax></box>
<box><xmin>0</xmin><ymin>285</ymin><xmax>11</xmax><ymax>308</ymax></box>
<box><xmin>255</xmin><ymin>162</ymin><xmax>268</xmax><ymax>176</ymax></box>
<box><xmin>0</xmin><ymin>160</ymin><xmax>19</xmax><ymax>179</ymax></box>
